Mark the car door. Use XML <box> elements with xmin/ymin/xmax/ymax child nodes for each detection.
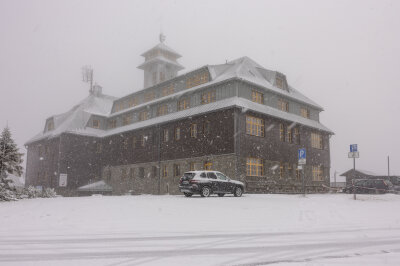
<box><xmin>207</xmin><ymin>172</ymin><xmax>220</xmax><ymax>192</ymax></box>
<box><xmin>216</xmin><ymin>172</ymin><xmax>229</xmax><ymax>192</ymax></box>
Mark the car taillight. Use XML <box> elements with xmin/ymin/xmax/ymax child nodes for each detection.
<box><xmin>190</xmin><ymin>179</ymin><xmax>197</xmax><ymax>184</ymax></box>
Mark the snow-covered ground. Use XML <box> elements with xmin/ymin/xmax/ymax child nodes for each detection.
<box><xmin>1</xmin><ymin>194</ymin><xmax>400</xmax><ymax>265</ymax></box>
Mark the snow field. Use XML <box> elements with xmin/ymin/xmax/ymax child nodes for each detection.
<box><xmin>0</xmin><ymin>194</ymin><xmax>400</xmax><ymax>265</ymax></box>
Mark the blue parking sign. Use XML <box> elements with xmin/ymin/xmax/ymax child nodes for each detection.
<box><xmin>350</xmin><ymin>144</ymin><xmax>358</xmax><ymax>152</ymax></box>
<box><xmin>298</xmin><ymin>148</ymin><xmax>306</xmax><ymax>160</ymax></box>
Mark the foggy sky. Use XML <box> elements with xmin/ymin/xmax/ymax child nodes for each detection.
<box><xmin>1</xmin><ymin>0</ymin><xmax>399</xmax><ymax>178</ymax></box>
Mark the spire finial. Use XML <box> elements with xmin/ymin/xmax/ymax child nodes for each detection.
<box><xmin>159</xmin><ymin>33</ymin><xmax>166</xmax><ymax>43</ymax></box>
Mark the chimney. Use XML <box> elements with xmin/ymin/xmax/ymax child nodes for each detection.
<box><xmin>91</xmin><ymin>83</ymin><xmax>102</xmax><ymax>96</ymax></box>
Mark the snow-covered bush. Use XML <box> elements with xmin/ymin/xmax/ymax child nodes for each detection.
<box><xmin>41</xmin><ymin>188</ymin><xmax>57</xmax><ymax>198</ymax></box>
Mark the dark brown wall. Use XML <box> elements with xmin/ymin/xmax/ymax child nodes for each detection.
<box><xmin>238</xmin><ymin>110</ymin><xmax>330</xmax><ymax>167</ymax></box>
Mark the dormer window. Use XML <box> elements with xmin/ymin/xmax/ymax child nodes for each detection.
<box><xmin>92</xmin><ymin>120</ymin><xmax>100</xmax><ymax>128</ymax></box>
<box><xmin>276</xmin><ymin>77</ymin><xmax>284</xmax><ymax>89</ymax></box>
<box><xmin>47</xmin><ymin>120</ymin><xmax>54</xmax><ymax>131</ymax></box>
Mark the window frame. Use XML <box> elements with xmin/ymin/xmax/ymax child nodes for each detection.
<box><xmin>246</xmin><ymin>158</ymin><xmax>264</xmax><ymax>177</ymax></box>
<box><xmin>246</xmin><ymin>115</ymin><xmax>265</xmax><ymax>137</ymax></box>
<box><xmin>251</xmin><ymin>90</ymin><xmax>264</xmax><ymax>104</ymax></box>
<box><xmin>191</xmin><ymin>123</ymin><xmax>197</xmax><ymax>138</ymax></box>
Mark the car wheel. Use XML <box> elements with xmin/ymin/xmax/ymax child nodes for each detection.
<box><xmin>234</xmin><ymin>186</ymin><xmax>243</xmax><ymax>197</ymax></box>
<box><xmin>200</xmin><ymin>186</ymin><xmax>211</xmax><ymax>197</ymax></box>
<box><xmin>218</xmin><ymin>193</ymin><xmax>225</xmax><ymax>197</ymax></box>
<box><xmin>184</xmin><ymin>192</ymin><xmax>193</xmax><ymax>197</ymax></box>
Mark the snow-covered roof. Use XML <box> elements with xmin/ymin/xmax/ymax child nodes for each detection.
<box><xmin>141</xmin><ymin>42</ymin><xmax>182</xmax><ymax>58</ymax></box>
<box><xmin>88</xmin><ymin>97</ymin><xmax>333</xmax><ymax>138</ymax></box>
<box><xmin>340</xmin><ymin>169</ymin><xmax>382</xmax><ymax>177</ymax></box>
<box><xmin>77</xmin><ymin>180</ymin><xmax>112</xmax><ymax>192</ymax></box>
<box><xmin>26</xmin><ymin>56</ymin><xmax>332</xmax><ymax>144</ymax></box>
<box><xmin>25</xmin><ymin>93</ymin><xmax>116</xmax><ymax>145</ymax></box>
<box><xmin>207</xmin><ymin>57</ymin><xmax>323</xmax><ymax>110</ymax></box>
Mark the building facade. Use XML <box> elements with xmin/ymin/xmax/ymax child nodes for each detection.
<box><xmin>25</xmin><ymin>36</ymin><xmax>333</xmax><ymax>195</ymax></box>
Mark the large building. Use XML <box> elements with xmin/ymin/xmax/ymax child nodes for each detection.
<box><xmin>25</xmin><ymin>36</ymin><xmax>333</xmax><ymax>195</ymax></box>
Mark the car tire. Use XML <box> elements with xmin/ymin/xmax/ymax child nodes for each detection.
<box><xmin>218</xmin><ymin>193</ymin><xmax>225</xmax><ymax>197</ymax></box>
<box><xmin>234</xmin><ymin>186</ymin><xmax>243</xmax><ymax>197</ymax></box>
<box><xmin>184</xmin><ymin>192</ymin><xmax>193</xmax><ymax>197</ymax></box>
<box><xmin>200</xmin><ymin>186</ymin><xmax>211</xmax><ymax>197</ymax></box>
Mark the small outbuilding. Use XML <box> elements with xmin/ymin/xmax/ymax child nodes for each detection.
<box><xmin>340</xmin><ymin>169</ymin><xmax>400</xmax><ymax>185</ymax></box>
<box><xmin>77</xmin><ymin>180</ymin><xmax>112</xmax><ymax>196</ymax></box>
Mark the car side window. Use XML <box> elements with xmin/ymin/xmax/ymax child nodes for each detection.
<box><xmin>216</xmin><ymin>173</ymin><xmax>227</xmax><ymax>180</ymax></box>
<box><xmin>200</xmin><ymin>172</ymin><xmax>207</xmax><ymax>178</ymax></box>
<box><xmin>207</xmin><ymin>172</ymin><xmax>217</xmax><ymax>179</ymax></box>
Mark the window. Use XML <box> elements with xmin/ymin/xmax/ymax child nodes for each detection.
<box><xmin>300</xmin><ymin>108</ymin><xmax>310</xmax><ymax>118</ymax></box>
<box><xmin>278</xmin><ymin>99</ymin><xmax>289</xmax><ymax>112</ymax></box>
<box><xmin>311</xmin><ymin>132</ymin><xmax>323</xmax><ymax>149</ymax></box>
<box><xmin>128</xmin><ymin>97</ymin><xmax>138</xmax><ymax>107</ymax></box>
<box><xmin>175</xmin><ymin>127</ymin><xmax>181</xmax><ymax>140</ymax></box>
<box><xmin>201</xmin><ymin>90</ymin><xmax>216</xmax><ymax>104</ymax></box>
<box><xmin>186</xmin><ymin>72</ymin><xmax>209</xmax><ymax>88</ymax></box>
<box><xmin>152</xmin><ymin>166</ymin><xmax>158</xmax><ymax>178</ymax></box>
<box><xmin>280</xmin><ymin>124</ymin><xmax>285</xmax><ymax>142</ymax></box>
<box><xmin>280</xmin><ymin>162</ymin><xmax>284</xmax><ymax>178</ymax></box>
<box><xmin>160</xmin><ymin>72</ymin><xmax>165</xmax><ymax>82</ymax></box>
<box><xmin>174</xmin><ymin>164</ymin><xmax>180</xmax><ymax>177</ymax></box>
<box><xmin>162</xmin><ymin>84</ymin><xmax>174</xmax><ymax>96</ymax></box>
<box><xmin>96</xmin><ymin>143</ymin><xmax>102</xmax><ymax>153</ymax></box>
<box><xmin>139</xmin><ymin>111</ymin><xmax>148</xmax><ymax>121</ymax></box>
<box><xmin>152</xmin><ymin>72</ymin><xmax>157</xmax><ymax>84</ymax></box>
<box><xmin>203</xmin><ymin>121</ymin><xmax>210</xmax><ymax>135</ymax></box>
<box><xmin>163</xmin><ymin>165</ymin><xmax>168</xmax><ymax>177</ymax></box>
<box><xmin>252</xmin><ymin>90</ymin><xmax>264</xmax><ymax>104</ymax></box>
<box><xmin>216</xmin><ymin>172</ymin><xmax>228</xmax><ymax>180</ymax></box>
<box><xmin>132</xmin><ymin>136</ymin><xmax>136</xmax><ymax>148</ymax></box>
<box><xmin>157</xmin><ymin>105</ymin><xmax>168</xmax><ymax>116</ymax></box>
<box><xmin>276</xmin><ymin>77</ymin><xmax>284</xmax><ymax>89</ymax></box>
<box><xmin>177</xmin><ymin>98</ymin><xmax>190</xmax><ymax>111</ymax></box>
<box><xmin>287</xmin><ymin>164</ymin><xmax>293</xmax><ymax>178</ymax></box>
<box><xmin>139</xmin><ymin>167</ymin><xmax>145</xmax><ymax>178</ymax></box>
<box><xmin>144</xmin><ymin>92</ymin><xmax>155</xmax><ymax>102</ymax></box>
<box><xmin>246</xmin><ymin>158</ymin><xmax>263</xmax><ymax>177</ymax></box>
<box><xmin>92</xmin><ymin>120</ymin><xmax>100</xmax><ymax>129</ymax></box>
<box><xmin>141</xmin><ymin>135</ymin><xmax>146</xmax><ymax>147</ymax></box>
<box><xmin>191</xmin><ymin>124</ymin><xmax>197</xmax><ymax>138</ymax></box>
<box><xmin>287</xmin><ymin>128</ymin><xmax>293</xmax><ymax>143</ymax></box>
<box><xmin>109</xmin><ymin>120</ymin><xmax>117</xmax><ymax>129</ymax></box>
<box><xmin>47</xmin><ymin>121</ymin><xmax>54</xmax><ymax>131</ymax></box>
<box><xmin>122</xmin><ymin>115</ymin><xmax>132</xmax><ymax>126</ymax></box>
<box><xmin>190</xmin><ymin>162</ymin><xmax>195</xmax><ymax>171</ymax></box>
<box><xmin>204</xmin><ymin>161</ymin><xmax>212</xmax><ymax>170</ymax></box>
<box><xmin>294</xmin><ymin>128</ymin><xmax>300</xmax><ymax>144</ymax></box>
<box><xmin>207</xmin><ymin>172</ymin><xmax>217</xmax><ymax>179</ymax></box>
<box><xmin>246</xmin><ymin>116</ymin><xmax>264</xmax><ymax>137</ymax></box>
<box><xmin>163</xmin><ymin>129</ymin><xmax>169</xmax><ymax>142</ymax></box>
<box><xmin>312</xmin><ymin>166</ymin><xmax>323</xmax><ymax>181</ymax></box>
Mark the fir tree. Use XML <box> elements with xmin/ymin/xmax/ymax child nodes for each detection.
<box><xmin>0</xmin><ymin>126</ymin><xmax>24</xmax><ymax>177</ymax></box>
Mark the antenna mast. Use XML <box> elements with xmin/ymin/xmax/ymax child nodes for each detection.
<box><xmin>81</xmin><ymin>66</ymin><xmax>94</xmax><ymax>94</ymax></box>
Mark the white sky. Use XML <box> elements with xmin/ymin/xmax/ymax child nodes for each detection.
<box><xmin>0</xmin><ymin>0</ymin><xmax>399</xmax><ymax>176</ymax></box>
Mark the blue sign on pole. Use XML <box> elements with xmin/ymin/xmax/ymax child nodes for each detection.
<box><xmin>298</xmin><ymin>148</ymin><xmax>306</xmax><ymax>160</ymax></box>
<box><xmin>350</xmin><ymin>144</ymin><xmax>358</xmax><ymax>152</ymax></box>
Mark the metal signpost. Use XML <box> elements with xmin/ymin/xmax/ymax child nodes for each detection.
<box><xmin>298</xmin><ymin>148</ymin><xmax>306</xmax><ymax>196</ymax></box>
<box><xmin>348</xmin><ymin>144</ymin><xmax>359</xmax><ymax>200</ymax></box>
